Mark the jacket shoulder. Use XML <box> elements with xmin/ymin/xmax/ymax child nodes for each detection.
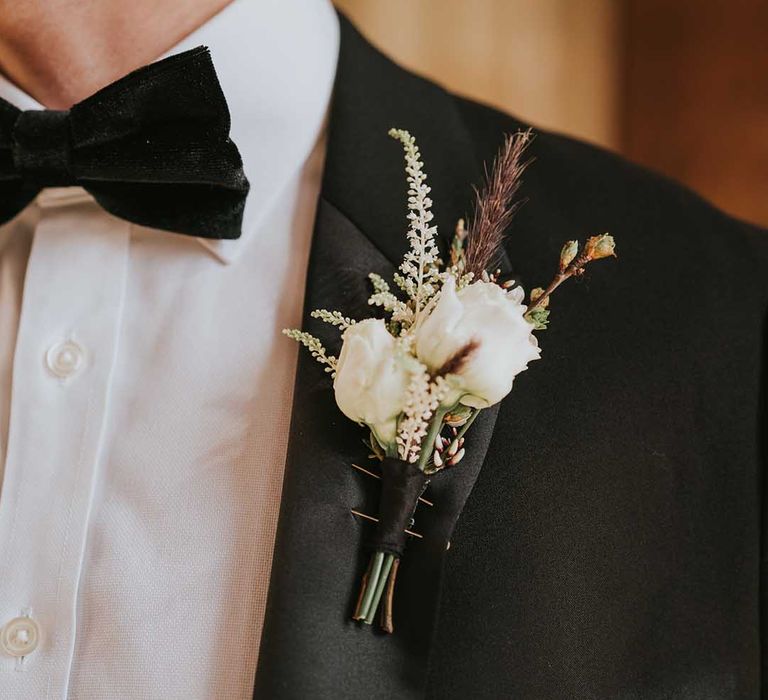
<box><xmin>451</xmin><ymin>95</ymin><xmax>768</xmax><ymax>298</ymax></box>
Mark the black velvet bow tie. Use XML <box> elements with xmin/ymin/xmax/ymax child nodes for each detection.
<box><xmin>0</xmin><ymin>46</ymin><xmax>249</xmax><ymax>239</ymax></box>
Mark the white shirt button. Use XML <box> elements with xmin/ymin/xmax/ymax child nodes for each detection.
<box><xmin>46</xmin><ymin>339</ymin><xmax>85</xmax><ymax>379</ymax></box>
<box><xmin>1</xmin><ymin>616</ymin><xmax>40</xmax><ymax>657</ymax></box>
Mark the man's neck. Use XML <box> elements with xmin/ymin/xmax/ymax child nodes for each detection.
<box><xmin>0</xmin><ymin>0</ymin><xmax>233</xmax><ymax>108</ymax></box>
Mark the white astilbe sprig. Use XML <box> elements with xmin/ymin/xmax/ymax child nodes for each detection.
<box><xmin>367</xmin><ymin>273</ymin><xmax>413</xmax><ymax>328</ymax></box>
<box><xmin>281</xmin><ymin>329</ymin><xmax>337</xmax><ymax>376</ymax></box>
<box><xmin>396</xmin><ymin>366</ymin><xmax>449</xmax><ymax>464</ymax></box>
<box><xmin>368</xmin><ymin>272</ymin><xmax>391</xmax><ymax>295</ymax></box>
<box><xmin>447</xmin><ymin>270</ymin><xmax>475</xmax><ymax>291</ymax></box>
<box><xmin>389</xmin><ymin>128</ymin><xmax>442</xmax><ymax>319</ymax></box>
<box><xmin>310</xmin><ymin>309</ymin><xmax>356</xmax><ymax>330</ymax></box>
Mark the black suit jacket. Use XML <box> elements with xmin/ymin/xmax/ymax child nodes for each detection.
<box><xmin>253</xmin><ymin>16</ymin><xmax>768</xmax><ymax>699</ymax></box>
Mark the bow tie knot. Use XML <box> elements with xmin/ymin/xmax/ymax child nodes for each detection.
<box><xmin>12</xmin><ymin>110</ymin><xmax>74</xmax><ymax>187</ymax></box>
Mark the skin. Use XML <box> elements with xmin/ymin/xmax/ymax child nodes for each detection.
<box><xmin>0</xmin><ymin>0</ymin><xmax>233</xmax><ymax>108</ymax></box>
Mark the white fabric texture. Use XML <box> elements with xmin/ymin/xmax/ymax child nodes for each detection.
<box><xmin>0</xmin><ymin>0</ymin><xmax>339</xmax><ymax>697</ymax></box>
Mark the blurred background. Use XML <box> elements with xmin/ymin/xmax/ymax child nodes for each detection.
<box><xmin>334</xmin><ymin>0</ymin><xmax>768</xmax><ymax>227</ymax></box>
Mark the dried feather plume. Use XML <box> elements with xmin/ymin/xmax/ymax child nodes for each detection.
<box><xmin>463</xmin><ymin>129</ymin><xmax>533</xmax><ymax>277</ymax></box>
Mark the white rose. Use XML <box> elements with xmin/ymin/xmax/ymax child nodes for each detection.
<box><xmin>334</xmin><ymin>319</ymin><xmax>412</xmax><ymax>448</ymax></box>
<box><xmin>415</xmin><ymin>276</ymin><xmax>540</xmax><ymax>409</ymax></box>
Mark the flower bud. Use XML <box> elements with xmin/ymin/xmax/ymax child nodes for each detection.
<box><xmin>444</xmin><ymin>404</ymin><xmax>473</xmax><ymax>427</ymax></box>
<box><xmin>583</xmin><ymin>233</ymin><xmax>616</xmax><ymax>261</ymax></box>
<box><xmin>559</xmin><ymin>240</ymin><xmax>579</xmax><ymax>271</ymax></box>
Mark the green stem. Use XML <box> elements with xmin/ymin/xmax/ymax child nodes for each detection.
<box><xmin>418</xmin><ymin>408</ymin><xmax>448</xmax><ymax>472</ymax></box>
<box><xmin>357</xmin><ymin>551</ymin><xmax>384</xmax><ymax>621</ymax></box>
<box><xmin>364</xmin><ymin>553</ymin><xmax>395</xmax><ymax>625</ymax></box>
<box><xmin>525</xmin><ymin>272</ymin><xmax>567</xmax><ymax>315</ymax></box>
<box><xmin>445</xmin><ymin>409</ymin><xmax>479</xmax><ymax>457</ymax></box>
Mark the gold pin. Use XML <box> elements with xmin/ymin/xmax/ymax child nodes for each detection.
<box><xmin>350</xmin><ymin>509</ymin><xmax>423</xmax><ymax>539</ymax></box>
<box><xmin>351</xmin><ymin>464</ymin><xmax>434</xmax><ymax>507</ymax></box>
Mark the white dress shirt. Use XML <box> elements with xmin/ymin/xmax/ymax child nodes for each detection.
<box><xmin>0</xmin><ymin>1</ymin><xmax>339</xmax><ymax>697</ymax></box>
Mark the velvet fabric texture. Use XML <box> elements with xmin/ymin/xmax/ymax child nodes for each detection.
<box><xmin>253</xmin><ymin>15</ymin><xmax>768</xmax><ymax>699</ymax></box>
<box><xmin>0</xmin><ymin>46</ymin><xmax>248</xmax><ymax>239</ymax></box>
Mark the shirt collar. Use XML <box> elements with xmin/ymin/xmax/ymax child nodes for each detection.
<box><xmin>0</xmin><ymin>0</ymin><xmax>340</xmax><ymax>264</ymax></box>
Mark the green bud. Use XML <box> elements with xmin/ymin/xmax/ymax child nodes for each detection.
<box><xmin>584</xmin><ymin>233</ymin><xmax>616</xmax><ymax>260</ymax></box>
<box><xmin>444</xmin><ymin>404</ymin><xmax>473</xmax><ymax>427</ymax></box>
<box><xmin>559</xmin><ymin>240</ymin><xmax>579</xmax><ymax>271</ymax></box>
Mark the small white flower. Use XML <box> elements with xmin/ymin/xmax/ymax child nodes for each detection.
<box><xmin>415</xmin><ymin>275</ymin><xmax>540</xmax><ymax>409</ymax></box>
<box><xmin>333</xmin><ymin>319</ymin><xmax>413</xmax><ymax>449</ymax></box>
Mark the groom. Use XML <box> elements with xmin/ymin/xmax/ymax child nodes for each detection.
<box><xmin>0</xmin><ymin>0</ymin><xmax>764</xmax><ymax>698</ymax></box>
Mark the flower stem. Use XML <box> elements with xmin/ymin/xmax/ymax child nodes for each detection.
<box><xmin>381</xmin><ymin>557</ymin><xmax>400</xmax><ymax>633</ymax></box>
<box><xmin>527</xmin><ymin>246</ymin><xmax>599</xmax><ymax>315</ymax></box>
<box><xmin>526</xmin><ymin>273</ymin><xmax>566</xmax><ymax>314</ymax></box>
<box><xmin>364</xmin><ymin>552</ymin><xmax>395</xmax><ymax>625</ymax></box>
<box><xmin>357</xmin><ymin>551</ymin><xmax>384</xmax><ymax>622</ymax></box>
<box><xmin>444</xmin><ymin>409</ymin><xmax>479</xmax><ymax>459</ymax></box>
<box><xmin>353</xmin><ymin>557</ymin><xmax>373</xmax><ymax>620</ymax></box>
<box><xmin>418</xmin><ymin>408</ymin><xmax>448</xmax><ymax>472</ymax></box>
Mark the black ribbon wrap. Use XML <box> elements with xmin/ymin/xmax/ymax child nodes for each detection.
<box><xmin>370</xmin><ymin>458</ymin><xmax>430</xmax><ymax>557</ymax></box>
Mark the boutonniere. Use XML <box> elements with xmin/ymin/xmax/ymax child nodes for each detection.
<box><xmin>285</xmin><ymin>128</ymin><xmax>616</xmax><ymax>634</ymax></box>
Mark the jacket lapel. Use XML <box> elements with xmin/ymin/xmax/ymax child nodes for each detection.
<box><xmin>254</xmin><ymin>16</ymin><xmax>506</xmax><ymax>698</ymax></box>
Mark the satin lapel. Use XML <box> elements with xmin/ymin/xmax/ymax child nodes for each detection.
<box><xmin>255</xmin><ymin>16</ymin><xmax>505</xmax><ymax>699</ymax></box>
